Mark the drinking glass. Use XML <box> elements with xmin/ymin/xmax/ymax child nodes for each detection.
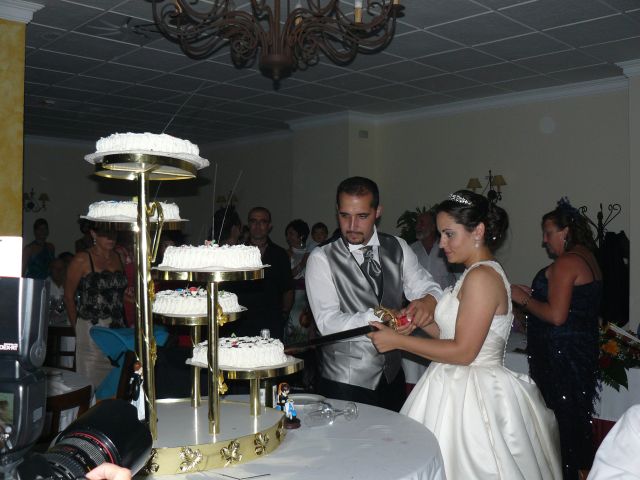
<box><xmin>303</xmin><ymin>401</ymin><xmax>359</xmax><ymax>427</ymax></box>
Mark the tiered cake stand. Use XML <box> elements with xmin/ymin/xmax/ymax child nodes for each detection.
<box><xmin>85</xmin><ymin>152</ymin><xmax>201</xmax><ymax>438</ymax></box>
<box><xmin>155</xmin><ymin>268</ymin><xmax>304</xmax><ymax>428</ymax></box>
<box><xmin>86</xmin><ymin>150</ymin><xmax>301</xmax><ymax>474</ymax></box>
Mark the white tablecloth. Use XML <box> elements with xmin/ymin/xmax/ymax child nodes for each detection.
<box><xmin>159</xmin><ymin>397</ymin><xmax>445</xmax><ymax>480</ymax></box>
<box><xmin>504</xmin><ymin>332</ymin><xmax>640</xmax><ymax>422</ymax></box>
<box><xmin>43</xmin><ymin>367</ymin><xmax>94</xmax><ymax>433</ymax></box>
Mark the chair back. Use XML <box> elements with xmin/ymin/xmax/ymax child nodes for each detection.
<box><xmin>41</xmin><ymin>384</ymin><xmax>92</xmax><ymax>444</ymax></box>
<box><xmin>45</xmin><ymin>325</ymin><xmax>76</xmax><ymax>371</ymax></box>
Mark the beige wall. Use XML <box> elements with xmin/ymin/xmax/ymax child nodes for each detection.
<box><xmin>0</xmin><ymin>18</ymin><xmax>25</xmax><ymax>236</ymax></box>
<box><xmin>373</xmin><ymin>91</ymin><xmax>630</xmax><ymax>287</ymax></box>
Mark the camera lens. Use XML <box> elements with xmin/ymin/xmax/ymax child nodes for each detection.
<box><xmin>41</xmin><ymin>399</ymin><xmax>152</xmax><ymax>480</ymax></box>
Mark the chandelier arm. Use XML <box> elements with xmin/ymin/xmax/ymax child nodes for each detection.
<box><xmin>173</xmin><ymin>0</ymin><xmax>229</xmax><ymax>21</ymax></box>
<box><xmin>305</xmin><ymin>0</ymin><xmax>338</xmax><ymax>16</ymax></box>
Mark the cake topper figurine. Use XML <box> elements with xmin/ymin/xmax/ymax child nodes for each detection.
<box><xmin>128</xmin><ymin>360</ymin><xmax>146</xmax><ymax>421</ymax></box>
<box><xmin>276</xmin><ymin>382</ymin><xmax>300</xmax><ymax>429</ymax></box>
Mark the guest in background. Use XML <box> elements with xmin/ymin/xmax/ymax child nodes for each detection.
<box><xmin>116</xmin><ymin>232</ymin><xmax>135</xmax><ymax>328</ymax></box>
<box><xmin>64</xmin><ymin>224</ymin><xmax>127</xmax><ymax>388</ymax></box>
<box><xmin>47</xmin><ymin>256</ymin><xmax>68</xmax><ymax>325</ymax></box>
<box><xmin>512</xmin><ymin>198</ymin><xmax>602</xmax><ymax>480</ymax></box>
<box><xmin>58</xmin><ymin>251</ymin><xmax>74</xmax><ymax>266</ymax></box>
<box><xmin>226</xmin><ymin>207</ymin><xmax>293</xmax><ymax>340</ymax></box>
<box><xmin>307</xmin><ymin>222</ymin><xmax>329</xmax><ymax>250</ymax></box>
<box><xmin>370</xmin><ymin>191</ymin><xmax>561</xmax><ymax>479</ymax></box>
<box><xmin>75</xmin><ymin>219</ymin><xmax>93</xmax><ymax>253</ymax></box>
<box><xmin>411</xmin><ymin>208</ymin><xmax>457</xmax><ymax>289</ymax></box>
<box><xmin>210</xmin><ymin>206</ymin><xmax>242</xmax><ymax>246</ymax></box>
<box><xmin>23</xmin><ymin>218</ymin><xmax>55</xmax><ymax>279</ymax></box>
<box><xmin>284</xmin><ymin>219</ymin><xmax>311</xmax><ymax>344</ymax></box>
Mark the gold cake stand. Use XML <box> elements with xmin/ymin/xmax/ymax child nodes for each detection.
<box><xmin>145</xmin><ymin>399</ymin><xmax>287</xmax><ymax>475</ymax></box>
<box><xmin>221</xmin><ymin>358</ymin><xmax>303</xmax><ymax>417</ymax></box>
<box><xmin>87</xmin><ymin>152</ymin><xmax>205</xmax><ymax>439</ymax></box>
<box><xmin>154</xmin><ymin>310</ymin><xmax>244</xmax><ymax>408</ymax></box>
<box><xmin>155</xmin><ymin>267</ymin><xmax>266</xmax><ymax>434</ymax></box>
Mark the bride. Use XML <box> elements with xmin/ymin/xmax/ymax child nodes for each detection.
<box><xmin>369</xmin><ymin>190</ymin><xmax>561</xmax><ymax>480</ymax></box>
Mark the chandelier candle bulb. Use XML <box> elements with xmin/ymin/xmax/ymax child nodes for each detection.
<box><xmin>355</xmin><ymin>0</ymin><xmax>363</xmax><ymax>23</ymax></box>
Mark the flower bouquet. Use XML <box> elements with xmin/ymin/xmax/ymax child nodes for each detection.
<box><xmin>599</xmin><ymin>323</ymin><xmax>640</xmax><ymax>391</ymax></box>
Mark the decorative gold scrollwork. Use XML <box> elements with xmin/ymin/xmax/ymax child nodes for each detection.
<box><xmin>179</xmin><ymin>446</ymin><xmax>203</xmax><ymax>472</ymax></box>
<box><xmin>276</xmin><ymin>421</ymin><xmax>286</xmax><ymax>442</ymax></box>
<box><xmin>150</xmin><ymin>339</ymin><xmax>158</xmax><ymax>364</ymax></box>
<box><xmin>141</xmin><ymin>448</ymin><xmax>159</xmax><ymax>474</ymax></box>
<box><xmin>373</xmin><ymin>306</ymin><xmax>398</xmax><ymax>330</ymax></box>
<box><xmin>216</xmin><ymin>303</ymin><xmax>229</xmax><ymax>326</ymax></box>
<box><xmin>254</xmin><ymin>432</ymin><xmax>269</xmax><ymax>455</ymax></box>
<box><xmin>220</xmin><ymin>440</ymin><xmax>242</xmax><ymax>466</ymax></box>
<box><xmin>218</xmin><ymin>371</ymin><xmax>228</xmax><ymax>395</ymax></box>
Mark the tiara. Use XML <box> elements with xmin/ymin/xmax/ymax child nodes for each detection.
<box><xmin>448</xmin><ymin>194</ymin><xmax>472</xmax><ymax>206</ymax></box>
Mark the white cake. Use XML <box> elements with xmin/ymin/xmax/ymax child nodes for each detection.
<box><xmin>86</xmin><ymin>200</ymin><xmax>181</xmax><ymax>221</ymax></box>
<box><xmin>153</xmin><ymin>288</ymin><xmax>242</xmax><ymax>316</ymax></box>
<box><xmin>158</xmin><ymin>244</ymin><xmax>263</xmax><ymax>270</ymax></box>
<box><xmin>96</xmin><ymin>132</ymin><xmax>199</xmax><ymax>157</ymax></box>
<box><xmin>190</xmin><ymin>337</ymin><xmax>288</xmax><ymax>368</ymax></box>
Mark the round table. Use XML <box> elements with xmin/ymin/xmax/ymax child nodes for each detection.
<box><xmin>155</xmin><ymin>396</ymin><xmax>445</xmax><ymax>480</ymax></box>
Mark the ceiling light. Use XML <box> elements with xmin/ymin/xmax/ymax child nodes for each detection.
<box><xmin>151</xmin><ymin>0</ymin><xmax>404</xmax><ymax>81</ymax></box>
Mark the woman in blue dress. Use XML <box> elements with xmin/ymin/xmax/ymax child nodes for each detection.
<box><xmin>512</xmin><ymin>198</ymin><xmax>602</xmax><ymax>480</ymax></box>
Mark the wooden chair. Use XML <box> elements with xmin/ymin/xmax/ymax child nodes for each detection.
<box><xmin>41</xmin><ymin>384</ymin><xmax>92</xmax><ymax>444</ymax></box>
<box><xmin>45</xmin><ymin>326</ymin><xmax>76</xmax><ymax>371</ymax></box>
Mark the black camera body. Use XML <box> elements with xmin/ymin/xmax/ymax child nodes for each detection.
<box><xmin>0</xmin><ymin>277</ymin><xmax>152</xmax><ymax>480</ymax></box>
<box><xmin>0</xmin><ymin>277</ymin><xmax>49</xmax><ymax>466</ymax></box>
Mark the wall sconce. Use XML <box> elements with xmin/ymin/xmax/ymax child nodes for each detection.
<box><xmin>466</xmin><ymin>170</ymin><xmax>507</xmax><ymax>203</ymax></box>
<box><xmin>23</xmin><ymin>189</ymin><xmax>50</xmax><ymax>212</ymax></box>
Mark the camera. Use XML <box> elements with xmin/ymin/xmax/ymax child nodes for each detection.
<box><xmin>0</xmin><ymin>277</ymin><xmax>152</xmax><ymax>480</ymax></box>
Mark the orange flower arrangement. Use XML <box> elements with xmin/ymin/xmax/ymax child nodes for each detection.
<box><xmin>599</xmin><ymin>324</ymin><xmax>640</xmax><ymax>391</ymax></box>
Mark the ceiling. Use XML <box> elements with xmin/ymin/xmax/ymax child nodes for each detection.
<box><xmin>23</xmin><ymin>0</ymin><xmax>640</xmax><ymax>144</ymax></box>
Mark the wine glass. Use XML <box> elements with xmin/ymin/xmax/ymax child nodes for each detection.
<box><xmin>303</xmin><ymin>401</ymin><xmax>359</xmax><ymax>427</ymax></box>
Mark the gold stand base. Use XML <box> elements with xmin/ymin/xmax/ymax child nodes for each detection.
<box><xmin>142</xmin><ymin>399</ymin><xmax>286</xmax><ymax>475</ymax></box>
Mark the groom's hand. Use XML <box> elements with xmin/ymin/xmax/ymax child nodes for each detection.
<box><xmin>404</xmin><ymin>294</ymin><xmax>437</xmax><ymax>329</ymax></box>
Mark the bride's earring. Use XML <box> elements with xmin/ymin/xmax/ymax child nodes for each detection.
<box><xmin>92</xmin><ymin>235</ymin><xmax>97</xmax><ymax>246</ymax></box>
<box><xmin>474</xmin><ymin>237</ymin><xmax>480</xmax><ymax>248</ymax></box>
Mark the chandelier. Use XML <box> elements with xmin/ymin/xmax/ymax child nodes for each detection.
<box><xmin>151</xmin><ymin>0</ymin><xmax>404</xmax><ymax>81</ymax></box>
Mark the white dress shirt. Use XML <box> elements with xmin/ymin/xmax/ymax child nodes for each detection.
<box><xmin>588</xmin><ymin>404</ymin><xmax>640</xmax><ymax>479</ymax></box>
<box><xmin>306</xmin><ymin>227</ymin><xmax>443</xmax><ymax>338</ymax></box>
<box><xmin>411</xmin><ymin>241</ymin><xmax>457</xmax><ymax>290</ymax></box>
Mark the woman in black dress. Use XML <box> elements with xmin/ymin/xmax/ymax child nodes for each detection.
<box><xmin>512</xmin><ymin>199</ymin><xmax>602</xmax><ymax>480</ymax></box>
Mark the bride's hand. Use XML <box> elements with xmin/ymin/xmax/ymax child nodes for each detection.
<box><xmin>367</xmin><ymin>321</ymin><xmax>400</xmax><ymax>353</ymax></box>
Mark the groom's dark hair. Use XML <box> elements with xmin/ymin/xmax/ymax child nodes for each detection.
<box><xmin>336</xmin><ymin>176</ymin><xmax>380</xmax><ymax>209</ymax></box>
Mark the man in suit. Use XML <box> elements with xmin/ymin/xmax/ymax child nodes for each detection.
<box><xmin>305</xmin><ymin>177</ymin><xmax>442</xmax><ymax>411</ymax></box>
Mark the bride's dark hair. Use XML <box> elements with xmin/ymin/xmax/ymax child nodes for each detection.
<box><xmin>436</xmin><ymin>190</ymin><xmax>509</xmax><ymax>251</ymax></box>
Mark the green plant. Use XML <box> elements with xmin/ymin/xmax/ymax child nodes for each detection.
<box><xmin>396</xmin><ymin>206</ymin><xmax>429</xmax><ymax>244</ymax></box>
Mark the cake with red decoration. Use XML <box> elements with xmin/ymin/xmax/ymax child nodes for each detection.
<box><xmin>190</xmin><ymin>336</ymin><xmax>288</xmax><ymax>368</ymax></box>
<box><xmin>153</xmin><ymin>288</ymin><xmax>242</xmax><ymax>316</ymax></box>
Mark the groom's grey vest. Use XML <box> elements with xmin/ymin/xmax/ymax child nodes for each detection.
<box><xmin>319</xmin><ymin>233</ymin><xmax>403</xmax><ymax>390</ymax></box>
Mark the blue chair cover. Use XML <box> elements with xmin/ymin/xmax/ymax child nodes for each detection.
<box><xmin>89</xmin><ymin>326</ymin><xmax>169</xmax><ymax>399</ymax></box>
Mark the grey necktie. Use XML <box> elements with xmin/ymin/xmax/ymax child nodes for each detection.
<box><xmin>361</xmin><ymin>246</ymin><xmax>383</xmax><ymax>301</ymax></box>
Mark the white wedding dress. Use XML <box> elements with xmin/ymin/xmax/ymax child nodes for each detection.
<box><xmin>401</xmin><ymin>261</ymin><xmax>562</xmax><ymax>480</ymax></box>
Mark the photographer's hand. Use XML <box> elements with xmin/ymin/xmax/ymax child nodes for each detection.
<box><xmin>86</xmin><ymin>463</ymin><xmax>131</xmax><ymax>480</ymax></box>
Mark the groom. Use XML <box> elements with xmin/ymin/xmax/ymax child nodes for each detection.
<box><xmin>305</xmin><ymin>176</ymin><xmax>442</xmax><ymax>411</ymax></box>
